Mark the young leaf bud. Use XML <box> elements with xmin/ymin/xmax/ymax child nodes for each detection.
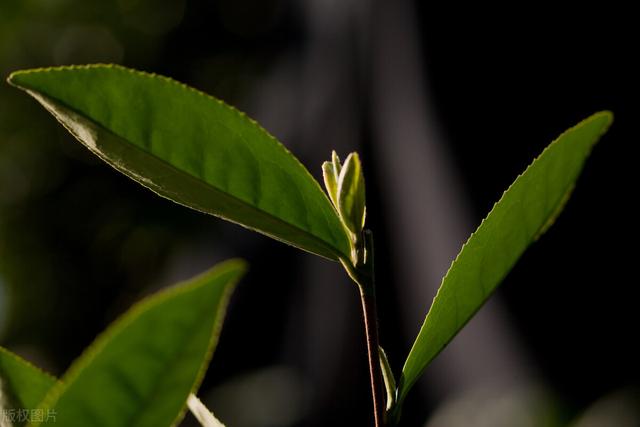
<box><xmin>337</xmin><ymin>152</ymin><xmax>366</xmax><ymax>236</ymax></box>
<box><xmin>332</xmin><ymin>150</ymin><xmax>342</xmax><ymax>176</ymax></box>
<box><xmin>322</xmin><ymin>161</ymin><xmax>339</xmax><ymax>208</ymax></box>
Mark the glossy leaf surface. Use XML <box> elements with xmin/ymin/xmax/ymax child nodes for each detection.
<box><xmin>8</xmin><ymin>65</ymin><xmax>350</xmax><ymax>261</ymax></box>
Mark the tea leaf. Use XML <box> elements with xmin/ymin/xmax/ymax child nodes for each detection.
<box><xmin>0</xmin><ymin>347</ymin><xmax>56</xmax><ymax>411</ymax></box>
<box><xmin>8</xmin><ymin>65</ymin><xmax>350</xmax><ymax>261</ymax></box>
<box><xmin>28</xmin><ymin>259</ymin><xmax>245</xmax><ymax>427</ymax></box>
<box><xmin>397</xmin><ymin>112</ymin><xmax>612</xmax><ymax>407</ymax></box>
<box><xmin>337</xmin><ymin>152</ymin><xmax>366</xmax><ymax>236</ymax></box>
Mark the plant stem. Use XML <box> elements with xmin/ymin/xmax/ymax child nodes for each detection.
<box><xmin>343</xmin><ymin>230</ymin><xmax>386</xmax><ymax>427</ymax></box>
<box><xmin>359</xmin><ymin>283</ymin><xmax>386</xmax><ymax>427</ymax></box>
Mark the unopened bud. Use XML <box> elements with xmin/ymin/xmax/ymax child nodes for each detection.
<box><xmin>337</xmin><ymin>152</ymin><xmax>366</xmax><ymax>237</ymax></box>
<box><xmin>322</xmin><ymin>160</ymin><xmax>339</xmax><ymax>208</ymax></box>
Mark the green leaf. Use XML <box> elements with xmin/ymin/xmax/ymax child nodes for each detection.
<box><xmin>331</xmin><ymin>150</ymin><xmax>342</xmax><ymax>176</ymax></box>
<box><xmin>322</xmin><ymin>161</ymin><xmax>339</xmax><ymax>208</ymax></box>
<box><xmin>7</xmin><ymin>65</ymin><xmax>350</xmax><ymax>261</ymax></box>
<box><xmin>0</xmin><ymin>347</ymin><xmax>57</xmax><ymax>410</ymax></box>
<box><xmin>378</xmin><ymin>346</ymin><xmax>396</xmax><ymax>412</ymax></box>
<box><xmin>397</xmin><ymin>112</ymin><xmax>612</xmax><ymax>406</ymax></box>
<box><xmin>337</xmin><ymin>152</ymin><xmax>366</xmax><ymax>237</ymax></box>
<box><xmin>28</xmin><ymin>259</ymin><xmax>246</xmax><ymax>427</ymax></box>
<box><xmin>321</xmin><ymin>150</ymin><xmax>343</xmax><ymax>203</ymax></box>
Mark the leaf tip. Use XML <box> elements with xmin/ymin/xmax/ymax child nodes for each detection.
<box><xmin>585</xmin><ymin>110</ymin><xmax>614</xmax><ymax>133</ymax></box>
<box><xmin>220</xmin><ymin>258</ymin><xmax>249</xmax><ymax>277</ymax></box>
<box><xmin>331</xmin><ymin>149</ymin><xmax>341</xmax><ymax>164</ymax></box>
<box><xmin>6</xmin><ymin>69</ymin><xmax>25</xmax><ymax>88</ymax></box>
<box><xmin>596</xmin><ymin>109</ymin><xmax>614</xmax><ymax>122</ymax></box>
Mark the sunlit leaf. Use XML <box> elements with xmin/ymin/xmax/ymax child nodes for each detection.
<box><xmin>337</xmin><ymin>152</ymin><xmax>366</xmax><ymax>236</ymax></box>
<box><xmin>8</xmin><ymin>65</ymin><xmax>350</xmax><ymax>261</ymax></box>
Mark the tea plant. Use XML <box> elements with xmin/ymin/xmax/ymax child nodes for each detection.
<box><xmin>0</xmin><ymin>65</ymin><xmax>611</xmax><ymax>426</ymax></box>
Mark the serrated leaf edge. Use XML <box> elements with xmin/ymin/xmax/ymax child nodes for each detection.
<box><xmin>27</xmin><ymin>259</ymin><xmax>246</xmax><ymax>427</ymax></box>
<box><xmin>7</xmin><ymin>65</ymin><xmax>350</xmax><ymax>261</ymax></box>
<box><xmin>396</xmin><ymin>111</ymin><xmax>613</xmax><ymax>404</ymax></box>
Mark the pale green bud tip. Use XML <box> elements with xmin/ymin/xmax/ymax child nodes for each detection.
<box><xmin>337</xmin><ymin>152</ymin><xmax>366</xmax><ymax>236</ymax></box>
<box><xmin>331</xmin><ymin>150</ymin><xmax>342</xmax><ymax>175</ymax></box>
<box><xmin>322</xmin><ymin>161</ymin><xmax>339</xmax><ymax>207</ymax></box>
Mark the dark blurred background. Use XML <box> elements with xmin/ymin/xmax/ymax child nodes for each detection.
<box><xmin>0</xmin><ymin>1</ymin><xmax>638</xmax><ymax>426</ymax></box>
